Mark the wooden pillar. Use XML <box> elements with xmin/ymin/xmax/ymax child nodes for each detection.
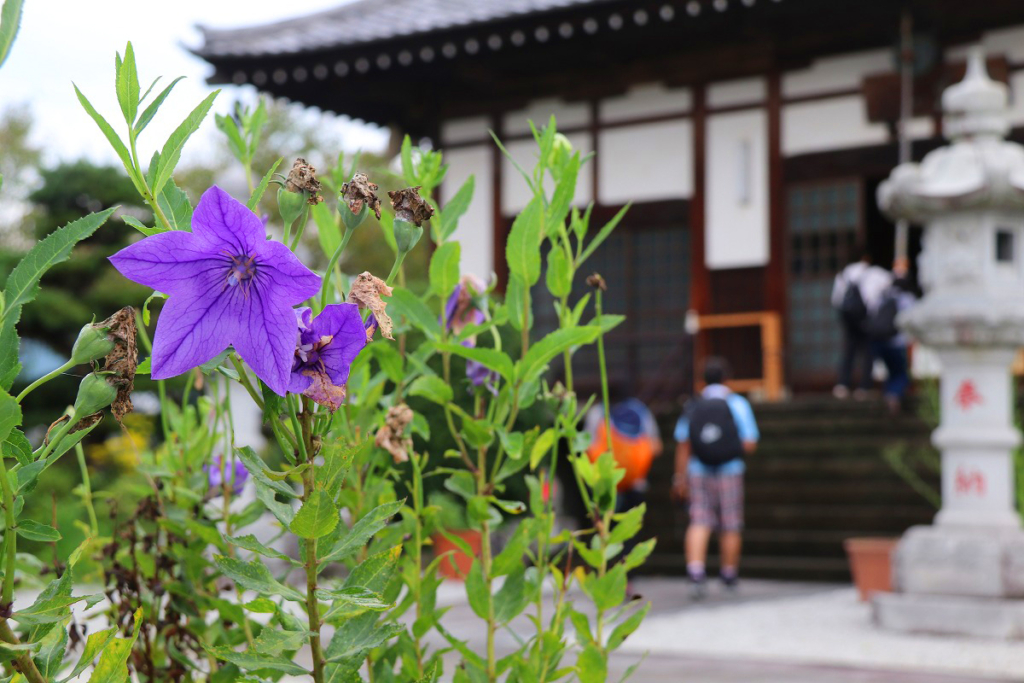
<box><xmin>490</xmin><ymin>113</ymin><xmax>507</xmax><ymax>291</ymax></box>
<box><xmin>766</xmin><ymin>71</ymin><xmax>786</xmax><ymax>391</ymax></box>
<box><xmin>689</xmin><ymin>84</ymin><xmax>710</xmax><ymax>315</ymax></box>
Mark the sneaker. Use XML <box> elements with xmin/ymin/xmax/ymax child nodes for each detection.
<box><xmin>832</xmin><ymin>385</ymin><xmax>850</xmax><ymax>399</ymax></box>
<box><xmin>720</xmin><ymin>572</ymin><xmax>739</xmax><ymax>593</ymax></box>
<box><xmin>689</xmin><ymin>574</ymin><xmax>707</xmax><ymax>600</ymax></box>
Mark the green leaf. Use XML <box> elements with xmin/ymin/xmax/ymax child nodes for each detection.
<box><xmin>73</xmin><ymin>86</ymin><xmax>141</xmax><ymax>193</ymax></box>
<box><xmin>464</xmin><ymin>560</ymin><xmax>489</xmax><ymax>619</ymax></box>
<box><xmin>136</xmin><ymin>75</ymin><xmax>183</xmax><ymax>136</ymax></box>
<box><xmin>15</xmin><ymin>592</ymin><xmax>98</xmax><ymax>626</ymax></box>
<box><xmin>439</xmin><ymin>176</ymin><xmax>474</xmax><ymax>241</ymax></box>
<box><xmin>580</xmin><ymin>204</ymin><xmax>630</xmax><ymax>265</ymax></box>
<box><xmin>121</xmin><ymin>215</ymin><xmax>165</xmax><ymax>237</ymax></box>
<box><xmin>547</xmin><ymin>153</ymin><xmax>580</xmax><ymax>236</ymax></box>
<box><xmin>157</xmin><ymin>179</ymin><xmax>193</xmax><ymax>230</ymax></box>
<box><xmin>214</xmin><ymin>555</ymin><xmax>306</xmax><ymax>603</ymax></box>
<box><xmin>16</xmin><ymin>519</ymin><xmax>61</xmax><ymax>542</ymax></box>
<box><xmin>505</xmin><ymin>198</ymin><xmax>543</xmax><ymax>285</ymax></box>
<box><xmin>576</xmin><ymin>644</ymin><xmax>607</xmax><ymax>683</ymax></box>
<box><xmin>493</xmin><ymin>565</ymin><xmax>529</xmax><ymax>623</ymax></box>
<box><xmin>505</xmin><ymin>274</ymin><xmax>532</xmax><ymax>333</ymax></box>
<box><xmin>290</xmin><ymin>489</ymin><xmax>339</xmax><ymax>539</ymax></box>
<box><xmin>0</xmin><ymin>390</ymin><xmax>20</xmax><ymax>444</ymax></box>
<box><xmin>408</xmin><ymin>375</ymin><xmax>453</xmax><ymax>406</ymax></box>
<box><xmin>115</xmin><ymin>42</ymin><xmax>139</xmax><ymax>126</ymax></box>
<box><xmin>319</xmin><ymin>500</ymin><xmax>403</xmax><ymax>566</ymax></box>
<box><xmin>250</xmin><ymin>157</ymin><xmax>283</xmax><ymax>211</ymax></box>
<box><xmin>318</xmin><ymin>586</ymin><xmax>391</xmax><ymax>621</ymax></box>
<box><xmin>0</xmin><ymin>0</ymin><xmax>23</xmax><ymax>70</ymax></box>
<box><xmin>530</xmin><ymin>428</ymin><xmax>556</xmax><ymax>469</ymax></box>
<box><xmin>324</xmin><ymin>622</ymin><xmax>404</xmax><ymax>663</ymax></box>
<box><xmin>32</xmin><ymin>620</ymin><xmax>68</xmax><ymax>680</ymax></box>
<box><xmin>206</xmin><ymin>646</ymin><xmax>309</xmax><ymax>676</ymax></box>
<box><xmin>226</xmin><ymin>533</ymin><xmax>297</xmax><ymax>564</ymax></box>
<box><xmin>386</xmin><ymin>288</ymin><xmax>441</xmax><ymax>340</ymax></box>
<box><xmin>58</xmin><ymin>626</ymin><xmax>117</xmax><ymax>683</ymax></box>
<box><xmin>151</xmin><ymin>90</ymin><xmax>219</xmax><ymax>196</ymax></box>
<box><xmin>2</xmin><ymin>207</ymin><xmax>116</xmax><ymax>325</ymax></box>
<box><xmin>252</xmin><ymin>629</ymin><xmax>309</xmax><ymax>655</ymax></box>
<box><xmin>518</xmin><ymin>326</ymin><xmax>600</xmax><ymax>382</ymax></box>
<box><xmin>236</xmin><ymin>446</ymin><xmax>297</xmax><ymax>499</ymax></box>
<box><xmin>546</xmin><ymin>247</ymin><xmax>572</xmax><ymax>298</ymax></box>
<box><xmin>429</xmin><ymin>241</ymin><xmax>461</xmax><ymax>300</ymax></box>
<box><xmin>607</xmin><ymin>603</ymin><xmax>650</xmax><ymax>650</ymax></box>
<box><xmin>254</xmin><ymin>477</ymin><xmax>294</xmax><ymax>527</ymax></box>
<box><xmin>2</xmin><ymin>428</ymin><xmax>31</xmax><ymax>466</ymax></box>
<box><xmin>434</xmin><ymin>343</ymin><xmax>514</xmax><ymax>383</ymax></box>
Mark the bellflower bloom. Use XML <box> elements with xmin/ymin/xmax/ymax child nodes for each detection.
<box><xmin>442</xmin><ymin>275</ymin><xmax>498</xmax><ymax>392</ymax></box>
<box><xmin>109</xmin><ymin>186</ymin><xmax>320</xmax><ymax>395</ymax></box>
<box><xmin>467</xmin><ymin>359</ymin><xmax>499</xmax><ymax>395</ymax></box>
<box><xmin>291</xmin><ymin>304</ymin><xmax>366</xmax><ymax>411</ymax></box>
<box><xmin>206</xmin><ymin>454</ymin><xmax>248</xmax><ymax>496</ymax></box>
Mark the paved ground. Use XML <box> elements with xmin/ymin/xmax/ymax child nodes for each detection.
<box><xmin>431</xmin><ymin>577</ymin><xmax>1024</xmax><ymax>682</ymax></box>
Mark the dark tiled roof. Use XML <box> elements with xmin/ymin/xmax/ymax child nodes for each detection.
<box><xmin>195</xmin><ymin>0</ymin><xmax>615</xmax><ymax>58</ymax></box>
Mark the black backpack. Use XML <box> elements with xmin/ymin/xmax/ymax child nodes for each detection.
<box><xmin>686</xmin><ymin>397</ymin><xmax>743</xmax><ymax>467</ymax></box>
<box><xmin>839</xmin><ymin>276</ymin><xmax>868</xmax><ymax>326</ymax></box>
<box><xmin>864</xmin><ymin>290</ymin><xmax>899</xmax><ymax>340</ymax></box>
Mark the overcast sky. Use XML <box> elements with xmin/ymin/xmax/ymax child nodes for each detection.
<box><xmin>0</xmin><ymin>0</ymin><xmax>387</xmax><ymax>167</ymax></box>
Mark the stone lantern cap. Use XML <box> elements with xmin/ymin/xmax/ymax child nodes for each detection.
<box><xmin>878</xmin><ymin>49</ymin><xmax>1024</xmax><ymax>222</ymax></box>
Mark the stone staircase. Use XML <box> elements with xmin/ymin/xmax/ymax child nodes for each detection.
<box><xmin>639</xmin><ymin>396</ymin><xmax>938</xmax><ymax>582</ymax></box>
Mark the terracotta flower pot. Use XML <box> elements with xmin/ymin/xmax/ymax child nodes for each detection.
<box><xmin>433</xmin><ymin>529</ymin><xmax>482</xmax><ymax>580</ymax></box>
<box><xmin>844</xmin><ymin>537</ymin><xmax>899</xmax><ymax>601</ymax></box>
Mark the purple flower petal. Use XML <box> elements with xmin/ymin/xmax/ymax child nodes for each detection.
<box><xmin>289</xmin><ymin>303</ymin><xmax>366</xmax><ymax>408</ymax></box>
<box><xmin>254</xmin><ymin>239</ymin><xmax>322</xmax><ymax>305</ymax></box>
<box><xmin>150</xmin><ymin>286</ymin><xmax>237</xmax><ymax>380</ymax></box>
<box><xmin>232</xmin><ymin>286</ymin><xmax>300</xmax><ymax>395</ymax></box>
<box><xmin>108</xmin><ymin>231</ymin><xmax>222</xmax><ymax>295</ymax></box>
<box><xmin>443</xmin><ymin>283</ymin><xmax>462</xmax><ymax>328</ymax></box>
<box><xmin>191</xmin><ymin>185</ymin><xmax>265</xmax><ymax>254</ymax></box>
<box><xmin>206</xmin><ymin>454</ymin><xmax>249</xmax><ymax>496</ymax></box>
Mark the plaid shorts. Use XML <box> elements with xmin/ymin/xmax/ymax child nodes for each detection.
<box><xmin>689</xmin><ymin>472</ymin><xmax>744</xmax><ymax>531</ymax></box>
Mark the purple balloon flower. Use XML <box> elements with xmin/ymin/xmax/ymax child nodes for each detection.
<box><xmin>109</xmin><ymin>186</ymin><xmax>320</xmax><ymax>395</ymax></box>
<box><xmin>206</xmin><ymin>454</ymin><xmax>248</xmax><ymax>496</ymax></box>
<box><xmin>291</xmin><ymin>304</ymin><xmax>367</xmax><ymax>411</ymax></box>
<box><xmin>442</xmin><ymin>275</ymin><xmax>487</xmax><ymax>337</ymax></box>
<box><xmin>467</xmin><ymin>359</ymin><xmax>499</xmax><ymax>395</ymax></box>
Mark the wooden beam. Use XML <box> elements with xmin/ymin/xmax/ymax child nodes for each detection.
<box><xmin>689</xmin><ymin>84</ymin><xmax>710</xmax><ymax>316</ymax></box>
<box><xmin>490</xmin><ymin>113</ymin><xmax>507</xmax><ymax>292</ymax></box>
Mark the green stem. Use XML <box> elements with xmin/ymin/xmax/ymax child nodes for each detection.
<box><xmin>15</xmin><ymin>358</ymin><xmax>76</xmax><ymax>403</ymax></box>
<box><xmin>476</xmin><ymin>446</ymin><xmax>497</xmax><ymax>682</ymax></box>
<box><xmin>595</xmin><ymin>289</ymin><xmax>613</xmax><ymax>455</ymax></box>
<box><xmin>319</xmin><ymin>227</ymin><xmax>354</xmax><ymax>309</ymax></box>
<box><xmin>299</xmin><ymin>402</ymin><xmax>326</xmax><ymax>683</ymax></box>
<box><xmin>385</xmin><ymin>252</ymin><xmax>407</xmax><ymax>287</ymax></box>
<box><xmin>290</xmin><ymin>206</ymin><xmax>310</xmax><ymax>252</ymax></box>
<box><xmin>35</xmin><ymin>414</ymin><xmax>75</xmax><ymax>464</ymax></box>
<box><xmin>0</xmin><ymin>455</ymin><xmax>16</xmax><ymax>609</ymax></box>
<box><xmin>0</xmin><ymin>621</ymin><xmax>45</xmax><ymax>683</ymax></box>
<box><xmin>74</xmin><ymin>444</ymin><xmax>99</xmax><ymax>536</ymax></box>
<box><xmin>230</xmin><ymin>356</ymin><xmax>265</xmax><ymax>411</ymax></box>
<box><xmin>129</xmin><ymin>134</ymin><xmax>172</xmax><ymax>231</ymax></box>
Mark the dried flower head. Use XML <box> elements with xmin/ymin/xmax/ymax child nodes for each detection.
<box><xmin>348</xmin><ymin>272</ymin><xmax>394</xmax><ymax>340</ymax></box>
<box><xmin>100</xmin><ymin>306</ymin><xmax>137</xmax><ymax>423</ymax></box>
<box><xmin>285</xmin><ymin>158</ymin><xmax>323</xmax><ymax>205</ymax></box>
<box><xmin>388</xmin><ymin>187</ymin><xmax>435</xmax><ymax>227</ymax></box>
<box><xmin>341</xmin><ymin>173</ymin><xmax>382</xmax><ymax>220</ymax></box>
<box><xmin>374</xmin><ymin>403</ymin><xmax>414</xmax><ymax>463</ymax></box>
<box><xmin>586</xmin><ymin>273</ymin><xmax>607</xmax><ymax>291</ymax></box>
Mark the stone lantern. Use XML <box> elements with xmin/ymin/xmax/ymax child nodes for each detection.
<box><xmin>874</xmin><ymin>49</ymin><xmax>1024</xmax><ymax>638</ymax></box>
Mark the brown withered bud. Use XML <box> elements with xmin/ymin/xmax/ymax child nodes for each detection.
<box><xmin>374</xmin><ymin>403</ymin><xmax>414</xmax><ymax>463</ymax></box>
<box><xmin>101</xmin><ymin>306</ymin><xmax>137</xmax><ymax>423</ymax></box>
<box><xmin>388</xmin><ymin>186</ymin><xmax>435</xmax><ymax>226</ymax></box>
<box><xmin>285</xmin><ymin>157</ymin><xmax>324</xmax><ymax>205</ymax></box>
<box><xmin>341</xmin><ymin>173</ymin><xmax>382</xmax><ymax>220</ymax></box>
<box><xmin>586</xmin><ymin>273</ymin><xmax>607</xmax><ymax>291</ymax></box>
<box><xmin>348</xmin><ymin>271</ymin><xmax>394</xmax><ymax>340</ymax></box>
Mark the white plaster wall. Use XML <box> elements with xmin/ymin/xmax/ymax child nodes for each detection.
<box><xmin>500</xmin><ymin>132</ymin><xmax>593</xmax><ymax>214</ymax></box>
<box><xmin>708</xmin><ymin>77</ymin><xmax>766</xmax><ymax>108</ymax></box>
<box><xmin>598</xmin><ymin>84</ymin><xmax>692</xmax><ymax>122</ymax></box>
<box><xmin>782</xmin><ymin>95</ymin><xmax>888</xmax><ymax>156</ymax></box>
<box><xmin>442</xmin><ymin>145</ymin><xmax>494</xmax><ymax>275</ymax></box>
<box><xmin>598</xmin><ymin>120</ymin><xmax>693</xmax><ymax>204</ymax></box>
<box><xmin>502</xmin><ymin>98</ymin><xmax>590</xmax><ymax>135</ymax></box>
<box><xmin>706</xmin><ymin>109</ymin><xmax>769</xmax><ymax>269</ymax></box>
<box><xmin>782</xmin><ymin>49</ymin><xmax>891</xmax><ymax>98</ymax></box>
<box><xmin>441</xmin><ymin>116</ymin><xmax>491</xmax><ymax>145</ymax></box>
<box><xmin>1010</xmin><ymin>71</ymin><xmax>1024</xmax><ymax>128</ymax></box>
<box><xmin>947</xmin><ymin>25</ymin><xmax>1024</xmax><ymax>64</ymax></box>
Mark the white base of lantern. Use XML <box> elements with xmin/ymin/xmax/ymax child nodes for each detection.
<box><xmin>873</xmin><ymin>592</ymin><xmax>1024</xmax><ymax>640</ymax></box>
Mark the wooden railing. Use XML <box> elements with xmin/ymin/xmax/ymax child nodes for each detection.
<box><xmin>693</xmin><ymin>311</ymin><xmax>784</xmax><ymax>402</ymax></box>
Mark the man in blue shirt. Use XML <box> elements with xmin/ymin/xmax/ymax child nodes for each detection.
<box><xmin>672</xmin><ymin>357</ymin><xmax>759</xmax><ymax>597</ymax></box>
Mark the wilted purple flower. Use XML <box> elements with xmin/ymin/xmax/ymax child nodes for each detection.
<box><xmin>291</xmin><ymin>304</ymin><xmax>366</xmax><ymax>411</ymax></box>
<box><xmin>442</xmin><ymin>275</ymin><xmax>487</xmax><ymax>337</ymax></box>
<box><xmin>109</xmin><ymin>186</ymin><xmax>320</xmax><ymax>394</ymax></box>
<box><xmin>206</xmin><ymin>454</ymin><xmax>248</xmax><ymax>496</ymax></box>
<box><xmin>467</xmin><ymin>359</ymin><xmax>498</xmax><ymax>395</ymax></box>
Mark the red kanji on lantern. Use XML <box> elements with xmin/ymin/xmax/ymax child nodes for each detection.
<box><xmin>955</xmin><ymin>467</ymin><xmax>986</xmax><ymax>495</ymax></box>
<box><xmin>954</xmin><ymin>379</ymin><xmax>983</xmax><ymax>411</ymax></box>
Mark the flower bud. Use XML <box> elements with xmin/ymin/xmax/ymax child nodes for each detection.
<box><xmin>73</xmin><ymin>372</ymin><xmax>118</xmax><ymax>417</ymax></box>
<box><xmin>393</xmin><ymin>218</ymin><xmax>423</xmax><ymax>255</ymax></box>
<box><xmin>71</xmin><ymin>320</ymin><xmax>116</xmax><ymax>364</ymax></box>
<box><xmin>277</xmin><ymin>185</ymin><xmax>306</xmax><ymax>228</ymax></box>
<box><xmin>340</xmin><ymin>201</ymin><xmax>369</xmax><ymax>232</ymax></box>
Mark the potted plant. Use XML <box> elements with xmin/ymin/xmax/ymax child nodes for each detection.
<box><xmin>430</xmin><ymin>492</ymin><xmax>482</xmax><ymax>580</ymax></box>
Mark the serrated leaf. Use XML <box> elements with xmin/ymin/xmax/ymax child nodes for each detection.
<box><xmin>0</xmin><ymin>0</ymin><xmax>24</xmax><ymax>70</ymax></box>
<box><xmin>290</xmin><ymin>489</ymin><xmax>339</xmax><ymax>539</ymax></box>
<box><xmin>439</xmin><ymin>175</ymin><xmax>474</xmax><ymax>241</ymax></box>
<box><xmin>319</xmin><ymin>500</ymin><xmax>403</xmax><ymax>567</ymax></box>
<box><xmin>121</xmin><ymin>215</ymin><xmax>165</xmax><ymax>237</ymax></box>
<box><xmin>408</xmin><ymin>375</ymin><xmax>453</xmax><ymax>406</ymax></box>
<box><xmin>115</xmin><ymin>41</ymin><xmax>139</xmax><ymax>126</ymax></box>
<box><xmin>386</xmin><ymin>288</ymin><xmax>440</xmax><ymax>340</ymax></box>
<box><xmin>2</xmin><ymin>428</ymin><xmax>31</xmax><ymax>466</ymax></box>
<box><xmin>227</xmin><ymin>534</ymin><xmax>297</xmax><ymax>564</ymax></box>
<box><xmin>135</xmin><ymin>75</ymin><xmax>183</xmax><ymax>136</ymax></box>
<box><xmin>151</xmin><ymin>90</ymin><xmax>219</xmax><ymax>196</ymax></box>
<box><xmin>249</xmin><ymin>157</ymin><xmax>283</xmax><ymax>211</ymax></box>
<box><xmin>157</xmin><ymin>179</ymin><xmax>193</xmax><ymax>230</ymax></box>
<box><xmin>0</xmin><ymin>390</ymin><xmax>20</xmax><ymax>444</ymax></box>
<box><xmin>579</xmin><ymin>204</ymin><xmax>630</xmax><ymax>265</ymax></box>
<box><xmin>206</xmin><ymin>646</ymin><xmax>309</xmax><ymax>675</ymax></box>
<box><xmin>214</xmin><ymin>555</ymin><xmax>305</xmax><ymax>603</ymax></box>
<box><xmin>607</xmin><ymin>603</ymin><xmax>650</xmax><ymax>650</ymax></box>
<box><xmin>434</xmin><ymin>343</ymin><xmax>513</xmax><ymax>382</ymax></box>
<box><xmin>576</xmin><ymin>644</ymin><xmax>607</xmax><ymax>683</ymax></box>
<box><xmin>58</xmin><ymin>626</ymin><xmax>116</xmax><ymax>683</ymax></box>
<box><xmin>318</xmin><ymin>586</ymin><xmax>391</xmax><ymax>621</ymax></box>
<box><xmin>236</xmin><ymin>446</ymin><xmax>297</xmax><ymax>499</ymax></box>
<box><xmin>506</xmin><ymin>198</ymin><xmax>543</xmax><ymax>285</ymax></box>
<box><xmin>429</xmin><ymin>241</ymin><xmax>460</xmax><ymax>300</ymax></box>
<box><xmin>518</xmin><ymin>326</ymin><xmax>600</xmax><ymax>382</ymax></box>
<box><xmin>530</xmin><ymin>428</ymin><xmax>556</xmax><ymax>469</ymax></box>
<box><xmin>73</xmin><ymin>86</ymin><xmax>141</xmax><ymax>193</ymax></box>
<box><xmin>33</xmin><ymin>616</ymin><xmax>68</xmax><ymax>679</ymax></box>
<box><xmin>16</xmin><ymin>519</ymin><xmax>61</xmax><ymax>542</ymax></box>
<box><xmin>87</xmin><ymin>609</ymin><xmax>142</xmax><ymax>683</ymax></box>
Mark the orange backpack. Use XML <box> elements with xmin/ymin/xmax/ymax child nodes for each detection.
<box><xmin>587</xmin><ymin>420</ymin><xmax>655</xmax><ymax>493</ymax></box>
